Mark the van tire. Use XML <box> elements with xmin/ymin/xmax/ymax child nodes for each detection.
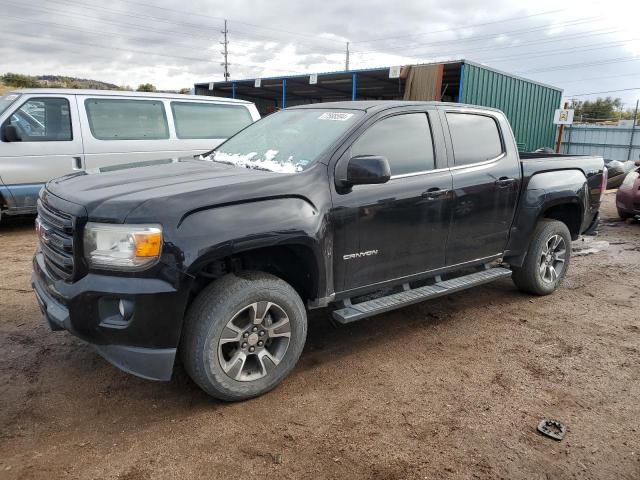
<box><xmin>511</xmin><ymin>219</ymin><xmax>572</xmax><ymax>296</ymax></box>
<box><xmin>180</xmin><ymin>271</ymin><xmax>307</xmax><ymax>401</ymax></box>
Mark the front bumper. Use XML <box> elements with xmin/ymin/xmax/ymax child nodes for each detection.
<box><xmin>32</xmin><ymin>251</ymin><xmax>189</xmax><ymax>381</ymax></box>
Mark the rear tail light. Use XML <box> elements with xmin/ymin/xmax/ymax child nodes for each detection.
<box><xmin>599</xmin><ymin>168</ymin><xmax>608</xmax><ymax>202</ymax></box>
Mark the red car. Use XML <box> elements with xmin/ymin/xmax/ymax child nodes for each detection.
<box><xmin>616</xmin><ymin>165</ymin><xmax>640</xmax><ymax>220</ymax></box>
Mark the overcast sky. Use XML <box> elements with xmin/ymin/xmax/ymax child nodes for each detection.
<box><xmin>1</xmin><ymin>0</ymin><xmax>639</xmax><ymax>107</ymax></box>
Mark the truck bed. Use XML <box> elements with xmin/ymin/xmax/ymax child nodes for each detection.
<box><xmin>519</xmin><ymin>152</ymin><xmax>604</xmax><ymax>178</ymax></box>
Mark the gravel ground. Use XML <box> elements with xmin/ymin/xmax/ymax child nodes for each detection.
<box><xmin>0</xmin><ymin>192</ymin><xmax>638</xmax><ymax>480</ymax></box>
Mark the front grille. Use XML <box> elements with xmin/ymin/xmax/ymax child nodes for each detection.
<box><xmin>36</xmin><ymin>199</ymin><xmax>76</xmax><ymax>280</ymax></box>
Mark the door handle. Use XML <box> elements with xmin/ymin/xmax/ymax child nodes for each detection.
<box><xmin>72</xmin><ymin>156</ymin><xmax>83</xmax><ymax>170</ymax></box>
<box><xmin>495</xmin><ymin>177</ymin><xmax>516</xmax><ymax>188</ymax></box>
<box><xmin>422</xmin><ymin>187</ymin><xmax>449</xmax><ymax>200</ymax></box>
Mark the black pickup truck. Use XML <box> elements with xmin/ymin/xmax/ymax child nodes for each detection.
<box><xmin>32</xmin><ymin>101</ymin><xmax>606</xmax><ymax>401</ymax></box>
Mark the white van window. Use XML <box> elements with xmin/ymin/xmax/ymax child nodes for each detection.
<box><xmin>171</xmin><ymin>101</ymin><xmax>253</xmax><ymax>139</ymax></box>
<box><xmin>85</xmin><ymin>99</ymin><xmax>169</xmax><ymax>140</ymax></box>
<box><xmin>8</xmin><ymin>97</ymin><xmax>72</xmax><ymax>142</ymax></box>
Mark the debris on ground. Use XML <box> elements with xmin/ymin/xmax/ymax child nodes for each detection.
<box><xmin>537</xmin><ymin>419</ymin><xmax>567</xmax><ymax>441</ymax></box>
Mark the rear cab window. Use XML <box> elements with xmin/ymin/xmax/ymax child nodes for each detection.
<box><xmin>6</xmin><ymin>97</ymin><xmax>72</xmax><ymax>142</ymax></box>
<box><xmin>84</xmin><ymin>98</ymin><xmax>169</xmax><ymax>140</ymax></box>
<box><xmin>446</xmin><ymin>112</ymin><xmax>504</xmax><ymax>166</ymax></box>
<box><xmin>171</xmin><ymin>101</ymin><xmax>253</xmax><ymax>139</ymax></box>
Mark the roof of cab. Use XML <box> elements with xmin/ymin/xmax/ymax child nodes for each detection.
<box><xmin>6</xmin><ymin>88</ymin><xmax>253</xmax><ymax>104</ymax></box>
<box><xmin>290</xmin><ymin>100</ymin><xmax>502</xmax><ymax>114</ymax></box>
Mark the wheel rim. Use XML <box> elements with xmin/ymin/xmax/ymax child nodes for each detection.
<box><xmin>217</xmin><ymin>301</ymin><xmax>291</xmax><ymax>382</ymax></box>
<box><xmin>539</xmin><ymin>234</ymin><xmax>567</xmax><ymax>283</ymax></box>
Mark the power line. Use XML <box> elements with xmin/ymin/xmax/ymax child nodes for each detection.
<box><xmin>564</xmin><ymin>87</ymin><xmax>640</xmax><ymax>97</ymax></box>
<box><xmin>558</xmin><ymin>72</ymin><xmax>640</xmax><ymax>85</ymax></box>
<box><xmin>0</xmin><ymin>28</ymin><xmax>310</xmax><ymax>76</ymax></box>
<box><xmin>352</xmin><ymin>17</ymin><xmax>598</xmax><ymax>55</ymax></box>
<box><xmin>379</xmin><ymin>28</ymin><xmax>623</xmax><ymax>66</ymax></box>
<box><xmin>519</xmin><ymin>56</ymin><xmax>640</xmax><ymax>74</ymax></box>
<box><xmin>480</xmin><ymin>39</ymin><xmax>639</xmax><ymax>64</ymax></box>
<box><xmin>50</xmin><ymin>0</ymin><xmax>346</xmax><ymax>45</ymax></box>
<box><xmin>351</xmin><ymin>8</ymin><xmax>565</xmax><ymax>44</ymax></box>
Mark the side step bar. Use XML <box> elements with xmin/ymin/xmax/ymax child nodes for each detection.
<box><xmin>332</xmin><ymin>267</ymin><xmax>512</xmax><ymax>324</ymax></box>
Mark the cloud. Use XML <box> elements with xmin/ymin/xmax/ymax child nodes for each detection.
<box><xmin>0</xmin><ymin>0</ymin><xmax>638</xmax><ymax>103</ymax></box>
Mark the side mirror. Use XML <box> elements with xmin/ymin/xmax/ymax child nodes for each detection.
<box><xmin>2</xmin><ymin>124</ymin><xmax>21</xmax><ymax>142</ymax></box>
<box><xmin>345</xmin><ymin>155</ymin><xmax>391</xmax><ymax>186</ymax></box>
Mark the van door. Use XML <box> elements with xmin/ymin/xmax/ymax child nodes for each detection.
<box><xmin>79</xmin><ymin>95</ymin><xmax>178</xmax><ymax>170</ymax></box>
<box><xmin>0</xmin><ymin>94</ymin><xmax>84</xmax><ymax>213</ymax></box>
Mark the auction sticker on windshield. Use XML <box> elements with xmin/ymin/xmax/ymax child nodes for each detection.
<box><xmin>318</xmin><ymin>112</ymin><xmax>355</xmax><ymax>121</ymax></box>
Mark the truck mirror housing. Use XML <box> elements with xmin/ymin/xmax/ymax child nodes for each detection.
<box><xmin>345</xmin><ymin>155</ymin><xmax>391</xmax><ymax>186</ymax></box>
<box><xmin>2</xmin><ymin>124</ymin><xmax>21</xmax><ymax>142</ymax></box>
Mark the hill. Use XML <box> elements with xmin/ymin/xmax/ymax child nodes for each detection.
<box><xmin>1</xmin><ymin>73</ymin><xmax>122</xmax><ymax>91</ymax></box>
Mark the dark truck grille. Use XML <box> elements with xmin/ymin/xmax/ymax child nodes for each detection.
<box><xmin>36</xmin><ymin>199</ymin><xmax>76</xmax><ymax>280</ymax></box>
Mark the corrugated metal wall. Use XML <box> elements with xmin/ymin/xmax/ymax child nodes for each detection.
<box><xmin>561</xmin><ymin>124</ymin><xmax>640</xmax><ymax>161</ymax></box>
<box><xmin>460</xmin><ymin>62</ymin><xmax>562</xmax><ymax>151</ymax></box>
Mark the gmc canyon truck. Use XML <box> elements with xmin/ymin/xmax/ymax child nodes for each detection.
<box><xmin>32</xmin><ymin>101</ymin><xmax>606</xmax><ymax>401</ymax></box>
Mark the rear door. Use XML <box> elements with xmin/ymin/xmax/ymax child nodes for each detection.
<box><xmin>0</xmin><ymin>94</ymin><xmax>83</xmax><ymax>212</ymax></box>
<box><xmin>331</xmin><ymin>108</ymin><xmax>453</xmax><ymax>294</ymax></box>
<box><xmin>441</xmin><ymin>108</ymin><xmax>521</xmax><ymax>265</ymax></box>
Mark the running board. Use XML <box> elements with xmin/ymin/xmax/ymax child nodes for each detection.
<box><xmin>332</xmin><ymin>267</ymin><xmax>512</xmax><ymax>324</ymax></box>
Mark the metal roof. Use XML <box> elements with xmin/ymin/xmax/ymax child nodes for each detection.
<box><xmin>5</xmin><ymin>88</ymin><xmax>253</xmax><ymax>104</ymax></box>
<box><xmin>195</xmin><ymin>59</ymin><xmax>562</xmax><ymax>93</ymax></box>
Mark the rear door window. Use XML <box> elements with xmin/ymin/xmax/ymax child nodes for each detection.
<box><xmin>84</xmin><ymin>98</ymin><xmax>169</xmax><ymax>140</ymax></box>
<box><xmin>8</xmin><ymin>97</ymin><xmax>72</xmax><ymax>141</ymax></box>
<box><xmin>351</xmin><ymin>113</ymin><xmax>435</xmax><ymax>176</ymax></box>
<box><xmin>446</xmin><ymin>113</ymin><xmax>503</xmax><ymax>166</ymax></box>
<box><xmin>170</xmin><ymin>101</ymin><xmax>253</xmax><ymax>139</ymax></box>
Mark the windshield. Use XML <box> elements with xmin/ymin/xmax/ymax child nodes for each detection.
<box><xmin>207</xmin><ymin>108</ymin><xmax>363</xmax><ymax>173</ymax></box>
<box><xmin>0</xmin><ymin>93</ymin><xmax>20</xmax><ymax>117</ymax></box>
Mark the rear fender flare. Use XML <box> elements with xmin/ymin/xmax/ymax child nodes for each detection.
<box><xmin>505</xmin><ymin>169</ymin><xmax>587</xmax><ymax>266</ymax></box>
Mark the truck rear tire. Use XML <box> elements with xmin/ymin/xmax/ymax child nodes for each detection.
<box><xmin>511</xmin><ymin>219</ymin><xmax>571</xmax><ymax>296</ymax></box>
<box><xmin>180</xmin><ymin>271</ymin><xmax>307</xmax><ymax>401</ymax></box>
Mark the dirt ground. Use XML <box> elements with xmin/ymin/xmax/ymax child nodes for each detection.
<box><xmin>0</xmin><ymin>192</ymin><xmax>638</xmax><ymax>480</ymax></box>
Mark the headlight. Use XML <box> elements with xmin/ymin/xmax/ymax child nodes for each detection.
<box><xmin>83</xmin><ymin>223</ymin><xmax>162</xmax><ymax>271</ymax></box>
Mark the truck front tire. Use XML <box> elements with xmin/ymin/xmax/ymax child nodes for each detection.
<box><xmin>180</xmin><ymin>272</ymin><xmax>307</xmax><ymax>401</ymax></box>
<box><xmin>511</xmin><ymin>219</ymin><xmax>572</xmax><ymax>296</ymax></box>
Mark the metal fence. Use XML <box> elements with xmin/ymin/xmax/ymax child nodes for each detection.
<box><xmin>560</xmin><ymin>124</ymin><xmax>640</xmax><ymax>162</ymax></box>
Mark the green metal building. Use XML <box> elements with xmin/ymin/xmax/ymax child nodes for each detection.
<box><xmin>195</xmin><ymin>59</ymin><xmax>562</xmax><ymax>151</ymax></box>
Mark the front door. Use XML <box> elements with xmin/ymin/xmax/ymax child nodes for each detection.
<box><xmin>443</xmin><ymin>110</ymin><xmax>521</xmax><ymax>265</ymax></box>
<box><xmin>330</xmin><ymin>110</ymin><xmax>453</xmax><ymax>295</ymax></box>
<box><xmin>0</xmin><ymin>95</ymin><xmax>84</xmax><ymax>212</ymax></box>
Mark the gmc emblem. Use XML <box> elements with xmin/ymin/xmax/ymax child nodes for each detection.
<box><xmin>35</xmin><ymin>219</ymin><xmax>50</xmax><ymax>245</ymax></box>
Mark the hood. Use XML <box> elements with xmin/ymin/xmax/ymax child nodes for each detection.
<box><xmin>46</xmin><ymin>157</ymin><xmax>285</xmax><ymax>222</ymax></box>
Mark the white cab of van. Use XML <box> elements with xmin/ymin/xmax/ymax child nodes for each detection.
<box><xmin>0</xmin><ymin>89</ymin><xmax>260</xmax><ymax>219</ymax></box>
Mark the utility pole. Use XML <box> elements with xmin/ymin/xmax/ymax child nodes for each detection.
<box><xmin>555</xmin><ymin>101</ymin><xmax>569</xmax><ymax>153</ymax></box>
<box><xmin>627</xmin><ymin>99</ymin><xmax>638</xmax><ymax>161</ymax></box>
<box><xmin>345</xmin><ymin>42</ymin><xmax>350</xmax><ymax>71</ymax></box>
<box><xmin>220</xmin><ymin>19</ymin><xmax>230</xmax><ymax>81</ymax></box>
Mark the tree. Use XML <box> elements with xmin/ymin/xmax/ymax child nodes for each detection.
<box><xmin>136</xmin><ymin>83</ymin><xmax>156</xmax><ymax>92</ymax></box>
<box><xmin>570</xmin><ymin>97</ymin><xmax>623</xmax><ymax>121</ymax></box>
<box><xmin>178</xmin><ymin>87</ymin><xmax>191</xmax><ymax>95</ymax></box>
<box><xmin>1</xmin><ymin>73</ymin><xmax>41</xmax><ymax>88</ymax></box>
